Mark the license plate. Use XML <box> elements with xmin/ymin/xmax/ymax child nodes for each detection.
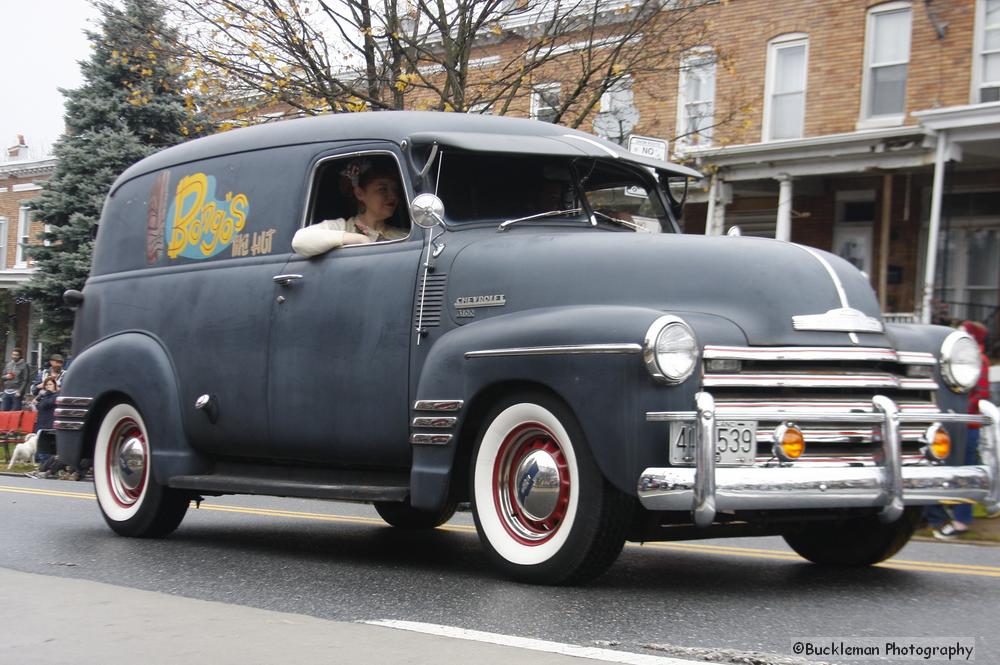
<box><xmin>669</xmin><ymin>421</ymin><xmax>758</xmax><ymax>466</ymax></box>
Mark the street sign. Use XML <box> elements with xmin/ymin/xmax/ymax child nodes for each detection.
<box><xmin>628</xmin><ymin>135</ymin><xmax>668</xmax><ymax>162</ymax></box>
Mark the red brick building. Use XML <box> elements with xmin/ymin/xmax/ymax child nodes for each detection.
<box><xmin>632</xmin><ymin>0</ymin><xmax>1000</xmax><ymax>347</ymax></box>
<box><xmin>0</xmin><ymin>136</ymin><xmax>55</xmax><ymax>369</ymax></box>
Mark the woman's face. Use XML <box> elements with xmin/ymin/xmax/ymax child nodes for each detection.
<box><xmin>355</xmin><ymin>176</ymin><xmax>400</xmax><ymax>222</ymax></box>
<box><xmin>43</xmin><ymin>380</ymin><xmax>58</xmax><ymax>392</ymax></box>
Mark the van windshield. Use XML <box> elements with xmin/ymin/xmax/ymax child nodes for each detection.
<box><xmin>435</xmin><ymin>152</ymin><xmax>674</xmax><ymax>233</ymax></box>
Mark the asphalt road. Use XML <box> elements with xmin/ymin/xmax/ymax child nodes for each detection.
<box><xmin>1</xmin><ymin>475</ymin><xmax>997</xmax><ymax>664</ymax></box>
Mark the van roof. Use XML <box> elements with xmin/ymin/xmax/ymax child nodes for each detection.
<box><xmin>112</xmin><ymin>111</ymin><xmax>700</xmax><ymax>193</ymax></box>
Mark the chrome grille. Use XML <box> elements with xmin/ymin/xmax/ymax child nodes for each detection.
<box><xmin>702</xmin><ymin>346</ymin><xmax>938</xmax><ymax>463</ymax></box>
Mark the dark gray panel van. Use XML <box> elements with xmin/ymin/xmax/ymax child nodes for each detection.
<box><xmin>56</xmin><ymin>112</ymin><xmax>998</xmax><ymax>584</ymax></box>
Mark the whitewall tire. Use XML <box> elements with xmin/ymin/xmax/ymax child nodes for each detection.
<box><xmin>470</xmin><ymin>393</ymin><xmax>632</xmax><ymax>584</ymax></box>
<box><xmin>94</xmin><ymin>402</ymin><xmax>188</xmax><ymax>537</ymax></box>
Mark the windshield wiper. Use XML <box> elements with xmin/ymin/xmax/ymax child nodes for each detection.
<box><xmin>498</xmin><ymin>208</ymin><xmax>584</xmax><ymax>232</ymax></box>
<box><xmin>591</xmin><ymin>210</ymin><xmax>646</xmax><ymax>233</ymax></box>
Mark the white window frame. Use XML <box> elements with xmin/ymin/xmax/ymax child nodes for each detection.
<box><xmin>0</xmin><ymin>217</ymin><xmax>7</xmax><ymax>270</ymax></box>
<box><xmin>530</xmin><ymin>83</ymin><xmax>561</xmax><ymax>123</ymax></box>
<box><xmin>973</xmin><ymin>0</ymin><xmax>1000</xmax><ymax>103</ymax></box>
<box><xmin>762</xmin><ymin>33</ymin><xmax>809</xmax><ymax>142</ymax></box>
<box><xmin>675</xmin><ymin>48</ymin><xmax>717</xmax><ymax>150</ymax></box>
<box><xmin>468</xmin><ymin>101</ymin><xmax>493</xmax><ymax>114</ymax></box>
<box><xmin>15</xmin><ymin>206</ymin><xmax>31</xmax><ymax>268</ymax></box>
<box><xmin>859</xmin><ymin>1</ymin><xmax>912</xmax><ymax>129</ymax></box>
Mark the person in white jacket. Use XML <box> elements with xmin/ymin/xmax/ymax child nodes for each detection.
<box><xmin>292</xmin><ymin>159</ymin><xmax>407</xmax><ymax>257</ymax></box>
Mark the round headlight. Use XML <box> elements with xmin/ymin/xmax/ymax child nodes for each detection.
<box><xmin>940</xmin><ymin>330</ymin><xmax>981</xmax><ymax>393</ymax></box>
<box><xmin>644</xmin><ymin>315</ymin><xmax>698</xmax><ymax>384</ymax></box>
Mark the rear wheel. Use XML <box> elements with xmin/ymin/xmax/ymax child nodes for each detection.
<box><xmin>470</xmin><ymin>393</ymin><xmax>632</xmax><ymax>585</ymax></box>
<box><xmin>782</xmin><ymin>507</ymin><xmax>922</xmax><ymax>566</ymax></box>
<box><xmin>374</xmin><ymin>499</ymin><xmax>458</xmax><ymax>529</ymax></box>
<box><xmin>93</xmin><ymin>403</ymin><xmax>189</xmax><ymax>538</ymax></box>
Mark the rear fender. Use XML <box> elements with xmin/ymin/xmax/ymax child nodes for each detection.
<box><xmin>56</xmin><ymin>331</ymin><xmax>209</xmax><ymax>483</ymax></box>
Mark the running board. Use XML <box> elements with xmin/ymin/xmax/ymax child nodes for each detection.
<box><xmin>169</xmin><ymin>470</ymin><xmax>410</xmax><ymax>503</ymax></box>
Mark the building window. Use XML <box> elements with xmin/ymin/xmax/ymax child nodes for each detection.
<box><xmin>468</xmin><ymin>102</ymin><xmax>493</xmax><ymax>114</ymax></box>
<box><xmin>15</xmin><ymin>206</ymin><xmax>31</xmax><ymax>268</ymax></box>
<box><xmin>675</xmin><ymin>50</ymin><xmax>716</xmax><ymax>149</ymax></box>
<box><xmin>861</xmin><ymin>2</ymin><xmax>911</xmax><ymax>125</ymax></box>
<box><xmin>977</xmin><ymin>0</ymin><xmax>1000</xmax><ymax>103</ymax></box>
<box><xmin>763</xmin><ymin>34</ymin><xmax>808</xmax><ymax>141</ymax></box>
<box><xmin>593</xmin><ymin>76</ymin><xmax>638</xmax><ymax>144</ymax></box>
<box><xmin>530</xmin><ymin>84</ymin><xmax>561</xmax><ymax>123</ymax></box>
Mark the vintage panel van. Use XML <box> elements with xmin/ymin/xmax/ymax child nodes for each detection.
<box><xmin>56</xmin><ymin>112</ymin><xmax>998</xmax><ymax>584</ymax></box>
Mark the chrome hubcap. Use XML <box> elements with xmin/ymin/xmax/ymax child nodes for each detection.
<box><xmin>493</xmin><ymin>422</ymin><xmax>570</xmax><ymax>545</ymax></box>
<box><xmin>117</xmin><ymin>436</ymin><xmax>147</xmax><ymax>492</ymax></box>
<box><xmin>513</xmin><ymin>448</ymin><xmax>561</xmax><ymax>521</ymax></box>
<box><xmin>106</xmin><ymin>418</ymin><xmax>147</xmax><ymax>507</ymax></box>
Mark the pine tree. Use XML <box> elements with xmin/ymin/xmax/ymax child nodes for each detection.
<box><xmin>21</xmin><ymin>0</ymin><xmax>205</xmax><ymax>349</ymax></box>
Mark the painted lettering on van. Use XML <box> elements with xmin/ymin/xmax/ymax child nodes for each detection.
<box><xmin>166</xmin><ymin>173</ymin><xmax>250</xmax><ymax>259</ymax></box>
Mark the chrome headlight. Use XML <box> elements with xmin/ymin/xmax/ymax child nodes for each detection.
<box><xmin>644</xmin><ymin>315</ymin><xmax>699</xmax><ymax>384</ymax></box>
<box><xmin>940</xmin><ymin>330</ymin><xmax>981</xmax><ymax>393</ymax></box>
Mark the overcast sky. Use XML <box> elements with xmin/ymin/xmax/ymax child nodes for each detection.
<box><xmin>0</xmin><ymin>1</ymin><xmax>100</xmax><ymax>161</ymax></box>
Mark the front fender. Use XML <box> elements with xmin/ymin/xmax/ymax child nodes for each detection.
<box><xmin>409</xmin><ymin>306</ymin><xmax>748</xmax><ymax>510</ymax></box>
<box><xmin>56</xmin><ymin>331</ymin><xmax>209</xmax><ymax>482</ymax></box>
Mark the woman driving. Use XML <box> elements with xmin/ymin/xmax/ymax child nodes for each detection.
<box><xmin>292</xmin><ymin>158</ymin><xmax>408</xmax><ymax>257</ymax></box>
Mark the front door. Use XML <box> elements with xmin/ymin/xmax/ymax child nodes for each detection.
<box><xmin>267</xmin><ymin>150</ymin><xmax>421</xmax><ymax>467</ymax></box>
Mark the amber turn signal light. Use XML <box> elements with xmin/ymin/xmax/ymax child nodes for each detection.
<box><xmin>922</xmin><ymin>424</ymin><xmax>951</xmax><ymax>461</ymax></box>
<box><xmin>773</xmin><ymin>423</ymin><xmax>805</xmax><ymax>462</ymax></box>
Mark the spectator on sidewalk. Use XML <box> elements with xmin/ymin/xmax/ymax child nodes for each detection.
<box><xmin>928</xmin><ymin>320</ymin><xmax>992</xmax><ymax>540</ymax></box>
<box><xmin>1</xmin><ymin>348</ymin><xmax>30</xmax><ymax>411</ymax></box>
<box><xmin>30</xmin><ymin>353</ymin><xmax>65</xmax><ymax>397</ymax></box>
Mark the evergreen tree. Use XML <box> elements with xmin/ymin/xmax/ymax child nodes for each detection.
<box><xmin>22</xmin><ymin>0</ymin><xmax>205</xmax><ymax>349</ymax></box>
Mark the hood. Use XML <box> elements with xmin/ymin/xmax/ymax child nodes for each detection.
<box><xmin>447</xmin><ymin>230</ymin><xmax>889</xmax><ymax>347</ymax></box>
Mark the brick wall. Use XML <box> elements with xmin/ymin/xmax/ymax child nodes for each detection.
<box><xmin>0</xmin><ymin>173</ymin><xmax>48</xmax><ymax>269</ymax></box>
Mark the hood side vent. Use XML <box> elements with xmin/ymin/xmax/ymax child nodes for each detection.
<box><xmin>416</xmin><ymin>273</ymin><xmax>447</xmax><ymax>328</ymax></box>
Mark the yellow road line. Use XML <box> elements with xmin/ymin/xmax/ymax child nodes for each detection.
<box><xmin>3</xmin><ymin>483</ymin><xmax>999</xmax><ymax>577</ymax></box>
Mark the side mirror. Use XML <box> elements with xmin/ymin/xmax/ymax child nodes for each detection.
<box><xmin>410</xmin><ymin>193</ymin><xmax>445</xmax><ymax>229</ymax></box>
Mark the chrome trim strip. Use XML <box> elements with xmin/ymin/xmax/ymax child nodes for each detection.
<box><xmin>53</xmin><ymin>408</ymin><xmax>87</xmax><ymax>419</ymax></box>
<box><xmin>702</xmin><ymin>345</ymin><xmax>935</xmax><ymax>364</ymax></box>
<box><xmin>54</xmin><ymin>396</ymin><xmax>93</xmax><ymax>407</ymax></box>
<box><xmin>412</xmin><ymin>417</ymin><xmax>457</xmax><ymax>429</ymax></box>
<box><xmin>702</xmin><ymin>373</ymin><xmax>937</xmax><ymax>390</ymax></box>
<box><xmin>465</xmin><ymin>343</ymin><xmax>642</xmax><ymax>359</ymax></box>
<box><xmin>413</xmin><ymin>400</ymin><xmax>464</xmax><ymax>412</ymax></box>
<box><xmin>54</xmin><ymin>421</ymin><xmax>84</xmax><ymax>431</ymax></box>
<box><xmin>410</xmin><ymin>433</ymin><xmax>453</xmax><ymax>445</ymax></box>
<box><xmin>897</xmin><ymin>351</ymin><xmax>938</xmax><ymax>365</ymax></box>
<box><xmin>693</xmin><ymin>392</ymin><xmax>717</xmax><ymax>528</ymax></box>
<box><xmin>637</xmin><ymin>464</ymin><xmax>994</xmax><ymax>512</ymax></box>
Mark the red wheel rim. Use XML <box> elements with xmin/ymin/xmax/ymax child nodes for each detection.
<box><xmin>104</xmin><ymin>417</ymin><xmax>148</xmax><ymax>508</ymax></box>
<box><xmin>492</xmin><ymin>422</ymin><xmax>571</xmax><ymax>545</ymax></box>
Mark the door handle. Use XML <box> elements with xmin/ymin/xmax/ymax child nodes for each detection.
<box><xmin>272</xmin><ymin>273</ymin><xmax>304</xmax><ymax>286</ymax></box>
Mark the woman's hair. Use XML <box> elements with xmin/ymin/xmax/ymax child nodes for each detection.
<box><xmin>42</xmin><ymin>377</ymin><xmax>58</xmax><ymax>391</ymax></box>
<box><xmin>357</xmin><ymin>161</ymin><xmax>399</xmax><ymax>190</ymax></box>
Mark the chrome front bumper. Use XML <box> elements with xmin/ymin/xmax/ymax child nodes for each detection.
<box><xmin>640</xmin><ymin>396</ymin><xmax>1000</xmax><ymax>527</ymax></box>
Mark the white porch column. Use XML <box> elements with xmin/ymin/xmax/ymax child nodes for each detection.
<box><xmin>921</xmin><ymin>133</ymin><xmax>949</xmax><ymax>324</ymax></box>
<box><xmin>775</xmin><ymin>174</ymin><xmax>793</xmax><ymax>242</ymax></box>
<box><xmin>704</xmin><ymin>174</ymin><xmax>728</xmax><ymax>236</ymax></box>
<box><xmin>704</xmin><ymin>174</ymin><xmax>717</xmax><ymax>235</ymax></box>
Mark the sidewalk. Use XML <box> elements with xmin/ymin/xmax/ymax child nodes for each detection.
<box><xmin>0</xmin><ymin>567</ymin><xmax>702</xmax><ymax>665</ymax></box>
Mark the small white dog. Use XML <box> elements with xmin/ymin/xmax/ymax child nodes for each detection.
<box><xmin>7</xmin><ymin>432</ymin><xmax>38</xmax><ymax>469</ymax></box>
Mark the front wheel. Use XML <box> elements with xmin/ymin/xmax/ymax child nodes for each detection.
<box><xmin>470</xmin><ymin>393</ymin><xmax>633</xmax><ymax>585</ymax></box>
<box><xmin>782</xmin><ymin>507</ymin><xmax>922</xmax><ymax>566</ymax></box>
<box><xmin>93</xmin><ymin>402</ymin><xmax>189</xmax><ymax>538</ymax></box>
